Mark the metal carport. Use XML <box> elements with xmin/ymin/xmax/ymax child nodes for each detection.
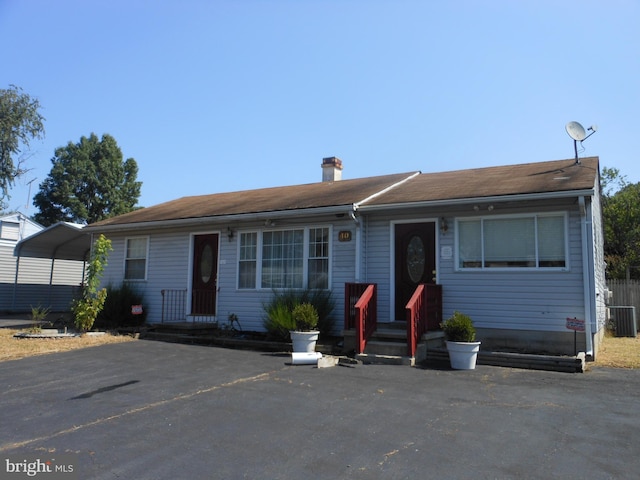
<box><xmin>11</xmin><ymin>222</ymin><xmax>90</xmax><ymax>311</ymax></box>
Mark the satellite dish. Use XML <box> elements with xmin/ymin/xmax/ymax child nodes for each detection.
<box><xmin>566</xmin><ymin>121</ymin><xmax>587</xmax><ymax>141</ymax></box>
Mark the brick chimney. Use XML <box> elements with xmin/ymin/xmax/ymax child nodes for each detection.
<box><xmin>321</xmin><ymin>157</ymin><xmax>343</xmax><ymax>182</ymax></box>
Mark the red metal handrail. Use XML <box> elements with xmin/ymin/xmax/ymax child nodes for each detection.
<box><xmin>354</xmin><ymin>284</ymin><xmax>377</xmax><ymax>354</ymax></box>
<box><xmin>406</xmin><ymin>284</ymin><xmax>426</xmax><ymax>357</ymax></box>
<box><xmin>344</xmin><ymin>283</ymin><xmax>377</xmax><ymax>329</ymax></box>
<box><xmin>406</xmin><ymin>284</ymin><xmax>443</xmax><ymax>357</ymax></box>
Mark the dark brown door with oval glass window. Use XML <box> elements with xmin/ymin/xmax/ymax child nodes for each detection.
<box><xmin>191</xmin><ymin>234</ymin><xmax>218</xmax><ymax>315</ymax></box>
<box><xmin>394</xmin><ymin>222</ymin><xmax>436</xmax><ymax>320</ymax></box>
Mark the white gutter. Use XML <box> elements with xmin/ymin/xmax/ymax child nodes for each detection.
<box><xmin>355</xmin><ymin>188</ymin><xmax>596</xmax><ymax>212</ymax></box>
<box><xmin>346</xmin><ymin>172</ymin><xmax>421</xmax><ymax>283</ymax></box>
<box><xmin>354</xmin><ymin>171</ymin><xmax>421</xmax><ymax>208</ymax></box>
<box><xmin>579</xmin><ymin>196</ymin><xmax>594</xmax><ymax>356</ymax></box>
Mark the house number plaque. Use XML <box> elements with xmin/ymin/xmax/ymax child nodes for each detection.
<box><xmin>338</xmin><ymin>231</ymin><xmax>352</xmax><ymax>242</ymax></box>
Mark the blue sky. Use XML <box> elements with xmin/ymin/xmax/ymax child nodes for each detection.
<box><xmin>1</xmin><ymin>0</ymin><xmax>638</xmax><ymax>213</ymax></box>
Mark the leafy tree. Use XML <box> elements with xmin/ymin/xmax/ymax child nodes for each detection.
<box><xmin>601</xmin><ymin>167</ymin><xmax>640</xmax><ymax>279</ymax></box>
<box><xmin>0</xmin><ymin>85</ymin><xmax>45</xmax><ymax>208</ymax></box>
<box><xmin>601</xmin><ymin>166</ymin><xmax>627</xmax><ymax>197</ymax></box>
<box><xmin>33</xmin><ymin>133</ymin><xmax>141</xmax><ymax>225</ymax></box>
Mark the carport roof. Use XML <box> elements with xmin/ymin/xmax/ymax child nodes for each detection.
<box><xmin>15</xmin><ymin>222</ymin><xmax>90</xmax><ymax>261</ymax></box>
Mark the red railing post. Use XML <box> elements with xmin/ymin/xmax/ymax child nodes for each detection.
<box><xmin>405</xmin><ymin>284</ymin><xmax>425</xmax><ymax>357</ymax></box>
<box><xmin>348</xmin><ymin>283</ymin><xmax>377</xmax><ymax>354</ymax></box>
<box><xmin>405</xmin><ymin>284</ymin><xmax>443</xmax><ymax>357</ymax></box>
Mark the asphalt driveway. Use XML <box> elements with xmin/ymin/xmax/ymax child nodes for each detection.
<box><xmin>1</xmin><ymin>339</ymin><xmax>639</xmax><ymax>479</ymax></box>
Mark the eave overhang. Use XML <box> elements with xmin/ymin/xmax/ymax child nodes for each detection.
<box><xmin>355</xmin><ymin>188</ymin><xmax>596</xmax><ymax>213</ymax></box>
<box><xmin>83</xmin><ymin>204</ymin><xmax>357</xmax><ymax>234</ymax></box>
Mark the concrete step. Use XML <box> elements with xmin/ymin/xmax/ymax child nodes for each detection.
<box><xmin>364</xmin><ymin>339</ymin><xmax>408</xmax><ymax>357</ymax></box>
<box><xmin>355</xmin><ymin>353</ymin><xmax>416</xmax><ymax>366</ymax></box>
<box><xmin>372</xmin><ymin>328</ymin><xmax>407</xmax><ymax>341</ymax></box>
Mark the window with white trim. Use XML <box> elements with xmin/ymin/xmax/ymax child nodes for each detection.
<box><xmin>457</xmin><ymin>214</ymin><xmax>567</xmax><ymax>269</ymax></box>
<box><xmin>238</xmin><ymin>227</ymin><xmax>330</xmax><ymax>289</ymax></box>
<box><xmin>238</xmin><ymin>232</ymin><xmax>257</xmax><ymax>289</ymax></box>
<box><xmin>308</xmin><ymin>227</ymin><xmax>329</xmax><ymax>289</ymax></box>
<box><xmin>124</xmin><ymin>237</ymin><xmax>148</xmax><ymax>280</ymax></box>
<box><xmin>262</xmin><ymin>229</ymin><xmax>304</xmax><ymax>288</ymax></box>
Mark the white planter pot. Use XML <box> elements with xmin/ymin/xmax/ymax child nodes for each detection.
<box><xmin>446</xmin><ymin>341</ymin><xmax>481</xmax><ymax>370</ymax></box>
<box><xmin>290</xmin><ymin>330</ymin><xmax>320</xmax><ymax>353</ymax></box>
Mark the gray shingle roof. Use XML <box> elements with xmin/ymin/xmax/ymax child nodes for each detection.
<box><xmin>363</xmin><ymin>157</ymin><xmax>599</xmax><ymax>207</ymax></box>
<box><xmin>89</xmin><ymin>172</ymin><xmax>415</xmax><ymax>227</ymax></box>
<box><xmin>88</xmin><ymin>157</ymin><xmax>598</xmax><ymax>228</ymax></box>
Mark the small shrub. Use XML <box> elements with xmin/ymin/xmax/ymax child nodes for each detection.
<box><xmin>95</xmin><ymin>283</ymin><xmax>147</xmax><ymax>329</ymax></box>
<box><xmin>263</xmin><ymin>301</ymin><xmax>296</xmax><ymax>342</ymax></box>
<box><xmin>28</xmin><ymin>305</ymin><xmax>51</xmax><ymax>332</ymax></box>
<box><xmin>30</xmin><ymin>304</ymin><xmax>51</xmax><ymax>323</ymax></box>
<box><xmin>441</xmin><ymin>311</ymin><xmax>476</xmax><ymax>342</ymax></box>
<box><xmin>73</xmin><ymin>289</ymin><xmax>108</xmax><ymax>332</ymax></box>
<box><xmin>292</xmin><ymin>303</ymin><xmax>319</xmax><ymax>331</ymax></box>
<box><xmin>263</xmin><ymin>289</ymin><xmax>336</xmax><ymax>341</ymax></box>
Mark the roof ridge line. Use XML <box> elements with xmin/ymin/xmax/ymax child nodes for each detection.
<box><xmin>353</xmin><ymin>171</ymin><xmax>421</xmax><ymax>209</ymax></box>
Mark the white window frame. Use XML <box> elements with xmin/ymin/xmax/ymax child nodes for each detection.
<box><xmin>236</xmin><ymin>226</ymin><xmax>332</xmax><ymax>290</ymax></box>
<box><xmin>455</xmin><ymin>212</ymin><xmax>569</xmax><ymax>271</ymax></box>
<box><xmin>238</xmin><ymin>231</ymin><xmax>258</xmax><ymax>289</ymax></box>
<box><xmin>124</xmin><ymin>236</ymin><xmax>149</xmax><ymax>281</ymax></box>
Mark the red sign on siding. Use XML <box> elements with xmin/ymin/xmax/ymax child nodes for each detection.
<box><xmin>566</xmin><ymin>317</ymin><xmax>585</xmax><ymax>332</ymax></box>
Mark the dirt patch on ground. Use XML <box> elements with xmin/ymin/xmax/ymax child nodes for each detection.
<box><xmin>0</xmin><ymin>328</ymin><xmax>136</xmax><ymax>363</ymax></box>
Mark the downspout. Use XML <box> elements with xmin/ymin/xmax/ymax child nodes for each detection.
<box><xmin>350</xmin><ymin>208</ymin><xmax>361</xmax><ymax>282</ymax></box>
<box><xmin>579</xmin><ymin>196</ymin><xmax>594</xmax><ymax>356</ymax></box>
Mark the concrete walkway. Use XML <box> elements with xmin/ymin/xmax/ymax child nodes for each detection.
<box><xmin>0</xmin><ymin>339</ymin><xmax>639</xmax><ymax>479</ymax></box>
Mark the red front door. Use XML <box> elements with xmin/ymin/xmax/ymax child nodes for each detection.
<box><xmin>191</xmin><ymin>234</ymin><xmax>218</xmax><ymax>315</ymax></box>
<box><xmin>394</xmin><ymin>222</ymin><xmax>436</xmax><ymax>320</ymax></box>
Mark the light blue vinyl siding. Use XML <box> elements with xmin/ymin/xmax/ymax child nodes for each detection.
<box><xmin>101</xmin><ymin>220</ymin><xmax>355</xmax><ymax>335</ymax></box>
<box><xmin>97</xmin><ymin>196</ymin><xmax>597</xmax><ymax>336</ymax></box>
<box><xmin>590</xmin><ymin>185</ymin><xmax>607</xmax><ymax>332</ymax></box>
<box><xmin>440</xmin><ymin>209</ymin><xmax>584</xmax><ymax>332</ymax></box>
<box><xmin>218</xmin><ymin>222</ymin><xmax>354</xmax><ymax>334</ymax></box>
<box><xmin>102</xmin><ymin>231</ymin><xmax>191</xmax><ymax>323</ymax></box>
<box><xmin>362</xmin><ymin>217</ymin><xmax>393</xmax><ymax>322</ymax></box>
<box><xmin>361</xmin><ymin>206</ymin><xmax>587</xmax><ymax>331</ymax></box>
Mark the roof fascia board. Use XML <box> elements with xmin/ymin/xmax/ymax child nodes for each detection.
<box><xmin>84</xmin><ymin>204</ymin><xmax>354</xmax><ymax>233</ymax></box>
<box><xmin>355</xmin><ymin>188</ymin><xmax>595</xmax><ymax>213</ymax></box>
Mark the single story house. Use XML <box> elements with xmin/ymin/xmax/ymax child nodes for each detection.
<box><xmin>85</xmin><ymin>156</ymin><xmax>606</xmax><ymax>359</ymax></box>
<box><xmin>1</xmin><ymin>213</ymin><xmax>88</xmax><ymax>312</ymax></box>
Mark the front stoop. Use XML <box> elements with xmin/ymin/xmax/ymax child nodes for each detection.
<box><xmin>346</xmin><ymin>329</ymin><xmax>445</xmax><ymax>366</ymax></box>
